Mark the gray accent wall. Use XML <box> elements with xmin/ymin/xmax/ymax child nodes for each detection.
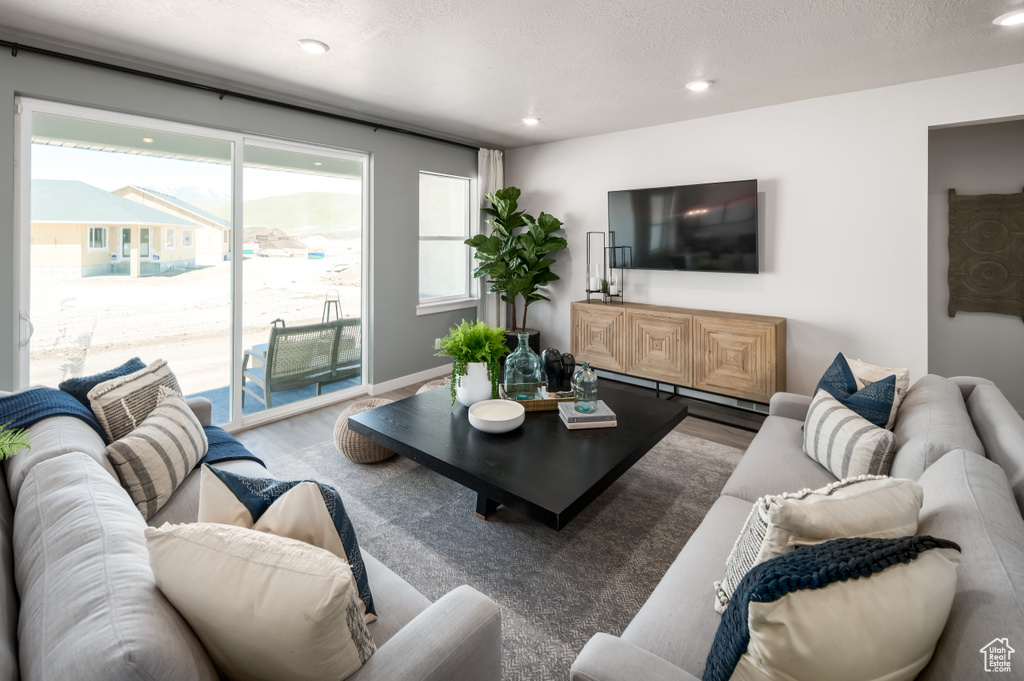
<box><xmin>928</xmin><ymin>120</ymin><xmax>1024</xmax><ymax>415</ymax></box>
<box><xmin>0</xmin><ymin>42</ymin><xmax>477</xmax><ymax>390</ymax></box>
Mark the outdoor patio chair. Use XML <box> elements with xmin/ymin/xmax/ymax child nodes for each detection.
<box><xmin>242</xmin><ymin>317</ymin><xmax>361</xmax><ymax>409</ymax></box>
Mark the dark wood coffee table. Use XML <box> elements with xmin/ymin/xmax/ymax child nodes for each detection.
<box><xmin>347</xmin><ymin>381</ymin><xmax>688</xmax><ymax>530</ymax></box>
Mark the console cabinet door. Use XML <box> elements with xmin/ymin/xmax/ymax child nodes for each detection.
<box><xmin>625</xmin><ymin>310</ymin><xmax>692</xmax><ymax>387</ymax></box>
<box><xmin>571</xmin><ymin>303</ymin><xmax>626</xmax><ymax>372</ymax></box>
<box><xmin>693</xmin><ymin>316</ymin><xmax>778</xmax><ymax>402</ymax></box>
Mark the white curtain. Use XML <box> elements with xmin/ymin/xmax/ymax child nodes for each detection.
<box><xmin>478</xmin><ymin>148</ymin><xmax>504</xmax><ymax>208</ymax></box>
<box><xmin>477</xmin><ymin>149</ymin><xmax>505</xmax><ymax>326</ymax></box>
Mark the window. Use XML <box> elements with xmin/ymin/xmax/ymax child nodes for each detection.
<box><xmin>182</xmin><ymin>229</ymin><xmax>193</xmax><ymax>248</ymax></box>
<box><xmin>418</xmin><ymin>172</ymin><xmax>474</xmax><ymax>312</ymax></box>
<box><xmin>165</xmin><ymin>227</ymin><xmax>175</xmax><ymax>249</ymax></box>
<box><xmin>87</xmin><ymin>226</ymin><xmax>108</xmax><ymax>251</ymax></box>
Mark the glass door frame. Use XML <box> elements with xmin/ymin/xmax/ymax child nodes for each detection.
<box><xmin>14</xmin><ymin>97</ymin><xmax>371</xmax><ymax>432</ymax></box>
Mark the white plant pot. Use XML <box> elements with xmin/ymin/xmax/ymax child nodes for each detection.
<box><xmin>455</xmin><ymin>362</ymin><xmax>493</xmax><ymax>407</ymax></box>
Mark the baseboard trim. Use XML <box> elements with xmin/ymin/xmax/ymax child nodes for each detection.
<box><xmin>368</xmin><ymin>364</ymin><xmax>451</xmax><ymax>395</ymax></box>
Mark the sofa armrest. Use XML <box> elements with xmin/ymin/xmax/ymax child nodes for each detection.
<box><xmin>571</xmin><ymin>634</ymin><xmax>700</xmax><ymax>681</ymax></box>
<box><xmin>350</xmin><ymin>585</ymin><xmax>501</xmax><ymax>681</ymax></box>
<box><xmin>768</xmin><ymin>392</ymin><xmax>812</xmax><ymax>421</ymax></box>
<box><xmin>185</xmin><ymin>397</ymin><xmax>213</xmax><ymax>427</ymax></box>
<box><xmin>948</xmin><ymin>376</ymin><xmax>996</xmax><ymax>402</ymax></box>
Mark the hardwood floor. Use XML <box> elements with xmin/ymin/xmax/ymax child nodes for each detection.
<box><xmin>234</xmin><ymin>379</ymin><xmax>757</xmax><ymax>462</ymax></box>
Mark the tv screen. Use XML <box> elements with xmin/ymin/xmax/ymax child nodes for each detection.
<box><xmin>607</xmin><ymin>179</ymin><xmax>758</xmax><ymax>273</ymax></box>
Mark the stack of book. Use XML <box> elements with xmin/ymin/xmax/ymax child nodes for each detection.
<box><xmin>557</xmin><ymin>401</ymin><xmax>617</xmax><ymax>430</ymax></box>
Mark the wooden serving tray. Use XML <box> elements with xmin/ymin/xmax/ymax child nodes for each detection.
<box><xmin>499</xmin><ymin>385</ymin><xmax>574</xmax><ymax>412</ymax></box>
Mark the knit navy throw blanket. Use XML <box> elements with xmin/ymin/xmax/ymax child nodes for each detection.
<box><xmin>703</xmin><ymin>535</ymin><xmax>962</xmax><ymax>681</ymax></box>
<box><xmin>0</xmin><ymin>387</ymin><xmax>264</xmax><ymax>468</ymax></box>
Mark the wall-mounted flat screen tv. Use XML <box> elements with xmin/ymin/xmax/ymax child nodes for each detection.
<box><xmin>607</xmin><ymin>179</ymin><xmax>758</xmax><ymax>273</ymax></box>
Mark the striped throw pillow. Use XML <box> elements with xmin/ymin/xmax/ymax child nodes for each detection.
<box><xmin>107</xmin><ymin>387</ymin><xmax>208</xmax><ymax>520</ymax></box>
<box><xmin>89</xmin><ymin>359</ymin><xmax>182</xmax><ymax>442</ymax></box>
<box><xmin>803</xmin><ymin>389</ymin><xmax>897</xmax><ymax>478</ymax></box>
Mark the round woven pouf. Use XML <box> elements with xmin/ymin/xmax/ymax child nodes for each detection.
<box><xmin>334</xmin><ymin>398</ymin><xmax>396</xmax><ymax>463</ymax></box>
<box><xmin>416</xmin><ymin>376</ymin><xmax>452</xmax><ymax>395</ymax></box>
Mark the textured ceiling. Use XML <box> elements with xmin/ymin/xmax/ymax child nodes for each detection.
<box><xmin>1</xmin><ymin>0</ymin><xmax>1022</xmax><ymax>149</ymax></box>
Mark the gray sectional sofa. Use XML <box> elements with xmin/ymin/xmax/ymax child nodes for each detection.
<box><xmin>572</xmin><ymin>375</ymin><xmax>1024</xmax><ymax>681</ymax></box>
<box><xmin>0</xmin><ymin>394</ymin><xmax>501</xmax><ymax>681</ymax></box>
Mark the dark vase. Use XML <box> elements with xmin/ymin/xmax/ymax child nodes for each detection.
<box><xmin>542</xmin><ymin>348</ymin><xmax>576</xmax><ymax>393</ymax></box>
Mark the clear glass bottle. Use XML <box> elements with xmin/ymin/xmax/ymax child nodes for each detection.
<box><xmin>573</xmin><ymin>360</ymin><xmax>598</xmax><ymax>413</ymax></box>
<box><xmin>504</xmin><ymin>332</ymin><xmax>543</xmax><ymax>400</ymax></box>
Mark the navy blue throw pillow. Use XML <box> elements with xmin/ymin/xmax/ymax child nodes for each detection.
<box><xmin>815</xmin><ymin>353</ymin><xmax>897</xmax><ymax>427</ymax></box>
<box><xmin>58</xmin><ymin>357</ymin><xmax>146</xmax><ymax>408</ymax></box>
<box><xmin>703</xmin><ymin>535</ymin><xmax>961</xmax><ymax>681</ymax></box>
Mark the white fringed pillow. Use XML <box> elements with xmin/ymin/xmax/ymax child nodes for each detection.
<box><xmin>714</xmin><ymin>475</ymin><xmax>923</xmax><ymax>613</ymax></box>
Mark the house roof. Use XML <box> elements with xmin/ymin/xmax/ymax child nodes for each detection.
<box><xmin>125</xmin><ymin>185</ymin><xmax>230</xmax><ymax>228</ymax></box>
<box><xmin>31</xmin><ymin>179</ymin><xmax>199</xmax><ymax>227</ymax></box>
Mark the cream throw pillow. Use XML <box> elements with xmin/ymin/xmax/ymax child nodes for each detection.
<box><xmin>145</xmin><ymin>522</ymin><xmax>375</xmax><ymax>681</ymax></box>
<box><xmin>89</xmin><ymin>358</ymin><xmax>182</xmax><ymax>441</ymax></box>
<box><xmin>714</xmin><ymin>475</ymin><xmax>923</xmax><ymax>613</ymax></box>
<box><xmin>803</xmin><ymin>389</ymin><xmax>898</xmax><ymax>478</ymax></box>
<box><xmin>106</xmin><ymin>386</ymin><xmax>207</xmax><ymax>520</ymax></box>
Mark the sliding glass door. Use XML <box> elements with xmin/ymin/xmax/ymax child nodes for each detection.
<box><xmin>15</xmin><ymin>99</ymin><xmax>369</xmax><ymax>429</ymax></box>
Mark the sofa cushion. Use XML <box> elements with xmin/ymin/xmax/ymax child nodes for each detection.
<box><xmin>705</xmin><ymin>536</ymin><xmax>960</xmax><ymax>681</ymax></box>
<box><xmin>4</xmin><ymin>414</ymin><xmax>114</xmax><ymax>508</ymax></box>
<box><xmin>361</xmin><ymin>551</ymin><xmax>432</xmax><ymax>647</ymax></box>
<box><xmin>713</xmin><ymin>476</ymin><xmax>923</xmax><ymax>613</ymax></box>
<box><xmin>146</xmin><ymin>522</ymin><xmax>375</xmax><ymax>681</ymax></box>
<box><xmin>12</xmin><ymin>453</ymin><xmax>218</xmax><ymax>681</ymax></box>
<box><xmin>915</xmin><ymin>449</ymin><xmax>1024</xmax><ymax>681</ymax></box>
<box><xmin>88</xmin><ymin>358</ymin><xmax>182</xmax><ymax>442</ymax></box>
<box><xmin>890</xmin><ymin>374</ymin><xmax>984</xmax><ymax>480</ymax></box>
<box><xmin>720</xmin><ymin>416</ymin><xmax>837</xmax><ymax>503</ymax></box>
<box><xmin>967</xmin><ymin>384</ymin><xmax>1024</xmax><ymax>516</ymax></box>
<box><xmin>621</xmin><ymin>495</ymin><xmax>753</xmax><ymax>679</ymax></box>
<box><xmin>0</xmin><ymin>469</ymin><xmax>18</xmax><ymax>681</ymax></box>
<box><xmin>106</xmin><ymin>388</ymin><xmax>208</xmax><ymax>521</ymax></box>
<box><xmin>58</xmin><ymin>357</ymin><xmax>146</xmax><ymax>408</ymax></box>
<box><xmin>803</xmin><ymin>389</ymin><xmax>897</xmax><ymax>478</ymax></box>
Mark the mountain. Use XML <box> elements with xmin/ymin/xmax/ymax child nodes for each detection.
<box><xmin>191</xmin><ymin>192</ymin><xmax>362</xmax><ymax>238</ymax></box>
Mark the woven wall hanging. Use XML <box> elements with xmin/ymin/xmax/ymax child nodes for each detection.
<box><xmin>947</xmin><ymin>187</ymin><xmax>1024</xmax><ymax>322</ymax></box>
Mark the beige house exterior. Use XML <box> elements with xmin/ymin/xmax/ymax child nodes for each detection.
<box><xmin>112</xmin><ymin>185</ymin><xmax>230</xmax><ymax>265</ymax></box>
<box><xmin>31</xmin><ymin>180</ymin><xmax>199</xmax><ymax>278</ymax></box>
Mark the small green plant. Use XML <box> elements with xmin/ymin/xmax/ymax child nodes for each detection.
<box><xmin>435</xmin><ymin>320</ymin><xmax>511</xmax><ymax>404</ymax></box>
<box><xmin>0</xmin><ymin>422</ymin><xmax>30</xmax><ymax>460</ymax></box>
<box><xmin>600</xmin><ymin>278</ymin><xmax>610</xmax><ymax>294</ymax></box>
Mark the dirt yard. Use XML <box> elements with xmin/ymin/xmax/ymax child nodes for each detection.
<box><xmin>29</xmin><ymin>241</ymin><xmax>362</xmax><ymax>394</ymax></box>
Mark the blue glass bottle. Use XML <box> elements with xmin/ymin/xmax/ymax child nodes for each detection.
<box><xmin>573</xmin><ymin>361</ymin><xmax>598</xmax><ymax>412</ymax></box>
<box><xmin>504</xmin><ymin>332</ymin><xmax>543</xmax><ymax>400</ymax></box>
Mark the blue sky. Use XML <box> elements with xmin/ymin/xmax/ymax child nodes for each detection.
<box><xmin>31</xmin><ymin>144</ymin><xmax>361</xmax><ymax>200</ymax></box>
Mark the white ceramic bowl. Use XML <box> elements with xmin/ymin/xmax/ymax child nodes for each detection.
<box><xmin>467</xmin><ymin>399</ymin><xmax>525</xmax><ymax>434</ymax></box>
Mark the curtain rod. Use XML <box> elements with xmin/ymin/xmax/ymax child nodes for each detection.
<box><xmin>1</xmin><ymin>39</ymin><xmax>481</xmax><ymax>152</ymax></box>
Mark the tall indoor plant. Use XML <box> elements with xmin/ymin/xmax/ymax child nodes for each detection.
<box><xmin>435</xmin><ymin>320</ymin><xmax>510</xmax><ymax>406</ymax></box>
<box><xmin>466</xmin><ymin>187</ymin><xmax>567</xmax><ymax>332</ymax></box>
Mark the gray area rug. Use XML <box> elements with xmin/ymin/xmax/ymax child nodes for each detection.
<box><xmin>266</xmin><ymin>429</ymin><xmax>744</xmax><ymax>681</ymax></box>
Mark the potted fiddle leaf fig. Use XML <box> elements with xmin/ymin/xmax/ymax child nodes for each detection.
<box><xmin>435</xmin><ymin>320</ymin><xmax>510</xmax><ymax>406</ymax></box>
<box><xmin>466</xmin><ymin>187</ymin><xmax>567</xmax><ymax>333</ymax></box>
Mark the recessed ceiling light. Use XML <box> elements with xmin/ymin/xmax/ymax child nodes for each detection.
<box><xmin>522</xmin><ymin>117</ymin><xmax>540</xmax><ymax>125</ymax></box>
<box><xmin>685</xmin><ymin>80</ymin><xmax>712</xmax><ymax>92</ymax></box>
<box><xmin>298</xmin><ymin>39</ymin><xmax>330</xmax><ymax>54</ymax></box>
<box><xmin>314</xmin><ymin>162</ymin><xmax>322</xmax><ymax>166</ymax></box>
<box><xmin>142</xmin><ymin>137</ymin><xmax>154</xmax><ymax>143</ymax></box>
<box><xmin>993</xmin><ymin>8</ymin><xmax>1024</xmax><ymax>25</ymax></box>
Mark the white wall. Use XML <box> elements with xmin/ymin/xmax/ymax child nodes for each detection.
<box><xmin>505</xmin><ymin>63</ymin><xmax>1024</xmax><ymax>397</ymax></box>
<box><xmin>928</xmin><ymin>120</ymin><xmax>1024</xmax><ymax>414</ymax></box>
